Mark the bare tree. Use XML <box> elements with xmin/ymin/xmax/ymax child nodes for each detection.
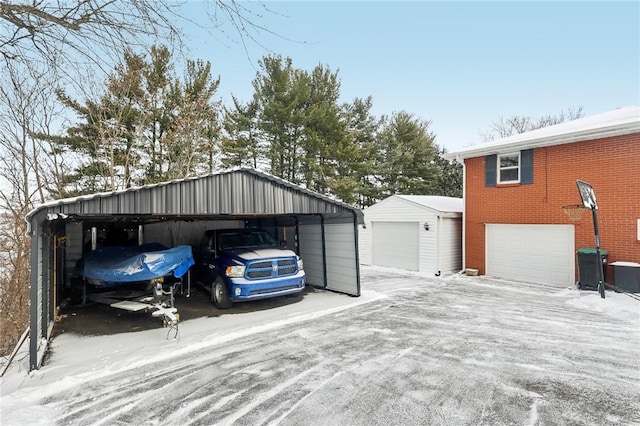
<box><xmin>480</xmin><ymin>106</ymin><xmax>585</xmax><ymax>142</ymax></box>
<box><xmin>1</xmin><ymin>1</ymin><xmax>281</xmax><ymax>80</ymax></box>
<box><xmin>0</xmin><ymin>63</ymin><xmax>60</xmax><ymax>357</ymax></box>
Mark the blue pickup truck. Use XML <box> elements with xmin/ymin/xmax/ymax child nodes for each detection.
<box><xmin>192</xmin><ymin>228</ymin><xmax>306</xmax><ymax>308</ymax></box>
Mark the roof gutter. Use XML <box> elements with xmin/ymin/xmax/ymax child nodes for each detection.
<box><xmin>444</xmin><ymin>121</ymin><xmax>640</xmax><ymax>162</ymax></box>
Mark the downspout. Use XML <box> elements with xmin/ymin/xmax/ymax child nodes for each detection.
<box><xmin>459</xmin><ymin>155</ymin><xmax>467</xmax><ymax>272</ymax></box>
<box><xmin>29</xmin><ymin>216</ymin><xmax>39</xmax><ymax>370</ymax></box>
<box><xmin>320</xmin><ymin>214</ymin><xmax>328</xmax><ymax>289</ymax></box>
<box><xmin>435</xmin><ymin>215</ymin><xmax>441</xmax><ymax>276</ymax></box>
<box><xmin>352</xmin><ymin>210</ymin><xmax>362</xmax><ymax>296</ymax></box>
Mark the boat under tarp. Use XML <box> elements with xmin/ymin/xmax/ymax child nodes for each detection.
<box><xmin>77</xmin><ymin>243</ymin><xmax>195</xmax><ymax>287</ymax></box>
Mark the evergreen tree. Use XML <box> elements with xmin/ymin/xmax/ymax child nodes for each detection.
<box><xmin>163</xmin><ymin>58</ymin><xmax>221</xmax><ymax>179</ymax></box>
<box><xmin>40</xmin><ymin>45</ymin><xmax>221</xmax><ymax>193</ymax></box>
<box><xmin>434</xmin><ymin>148</ymin><xmax>463</xmax><ymax>198</ymax></box>
<box><xmin>376</xmin><ymin>111</ymin><xmax>440</xmax><ymax>196</ymax></box>
<box><xmin>301</xmin><ymin>64</ymin><xmax>346</xmax><ymax>195</ymax></box>
<box><xmin>340</xmin><ymin>97</ymin><xmax>382</xmax><ymax>207</ymax></box>
<box><xmin>221</xmin><ymin>96</ymin><xmax>262</xmax><ymax>169</ymax></box>
<box><xmin>253</xmin><ymin>56</ymin><xmax>308</xmax><ymax>184</ymax></box>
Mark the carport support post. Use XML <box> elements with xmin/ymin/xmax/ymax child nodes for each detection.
<box><xmin>591</xmin><ymin>208</ymin><xmax>606</xmax><ymax>299</ymax></box>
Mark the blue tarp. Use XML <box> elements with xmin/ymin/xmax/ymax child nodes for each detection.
<box><xmin>77</xmin><ymin>243</ymin><xmax>195</xmax><ymax>287</ymax></box>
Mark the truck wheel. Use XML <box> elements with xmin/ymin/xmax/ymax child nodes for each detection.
<box><xmin>212</xmin><ymin>277</ymin><xmax>233</xmax><ymax>309</ymax></box>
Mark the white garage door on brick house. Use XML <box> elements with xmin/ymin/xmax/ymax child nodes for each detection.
<box><xmin>486</xmin><ymin>224</ymin><xmax>575</xmax><ymax>287</ymax></box>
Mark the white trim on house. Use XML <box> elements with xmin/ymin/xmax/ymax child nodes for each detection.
<box><xmin>444</xmin><ymin>105</ymin><xmax>640</xmax><ymax>161</ymax></box>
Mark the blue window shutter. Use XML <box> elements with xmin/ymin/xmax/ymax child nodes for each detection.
<box><xmin>485</xmin><ymin>155</ymin><xmax>496</xmax><ymax>187</ymax></box>
<box><xmin>521</xmin><ymin>149</ymin><xmax>533</xmax><ymax>184</ymax></box>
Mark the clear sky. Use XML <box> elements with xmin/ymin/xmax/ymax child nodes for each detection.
<box><xmin>179</xmin><ymin>1</ymin><xmax>639</xmax><ymax>152</ymax></box>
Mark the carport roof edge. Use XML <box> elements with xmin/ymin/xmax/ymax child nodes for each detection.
<box><xmin>26</xmin><ymin>167</ymin><xmax>364</xmax><ymax>226</ymax></box>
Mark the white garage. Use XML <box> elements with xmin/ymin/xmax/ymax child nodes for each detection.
<box><xmin>359</xmin><ymin>195</ymin><xmax>463</xmax><ymax>275</ymax></box>
<box><xmin>486</xmin><ymin>224</ymin><xmax>575</xmax><ymax>287</ymax></box>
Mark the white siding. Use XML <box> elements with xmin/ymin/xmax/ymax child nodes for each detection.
<box><xmin>437</xmin><ymin>218</ymin><xmax>463</xmax><ymax>274</ymax></box>
<box><xmin>358</xmin><ymin>224</ymin><xmax>371</xmax><ymax>265</ymax></box>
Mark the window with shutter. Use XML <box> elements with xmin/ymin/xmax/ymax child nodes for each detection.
<box><xmin>485</xmin><ymin>149</ymin><xmax>534</xmax><ymax>186</ymax></box>
<box><xmin>485</xmin><ymin>155</ymin><xmax>496</xmax><ymax>187</ymax></box>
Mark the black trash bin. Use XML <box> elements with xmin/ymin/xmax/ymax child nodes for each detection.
<box><xmin>576</xmin><ymin>248</ymin><xmax>608</xmax><ymax>290</ymax></box>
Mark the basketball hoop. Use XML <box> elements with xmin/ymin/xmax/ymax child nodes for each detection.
<box><xmin>562</xmin><ymin>204</ymin><xmax>587</xmax><ymax>221</ymax></box>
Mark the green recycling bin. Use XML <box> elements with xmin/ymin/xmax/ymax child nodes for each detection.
<box><xmin>576</xmin><ymin>248</ymin><xmax>608</xmax><ymax>290</ymax></box>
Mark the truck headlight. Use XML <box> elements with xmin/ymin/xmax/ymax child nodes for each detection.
<box><xmin>297</xmin><ymin>257</ymin><xmax>304</xmax><ymax>271</ymax></box>
<box><xmin>225</xmin><ymin>265</ymin><xmax>245</xmax><ymax>278</ymax></box>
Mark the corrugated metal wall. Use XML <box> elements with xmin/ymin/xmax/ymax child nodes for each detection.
<box><xmin>42</xmin><ymin>170</ymin><xmax>359</xmax><ymax>219</ymax></box>
<box><xmin>298</xmin><ymin>216</ymin><xmax>326</xmax><ymax>289</ymax></box>
<box><xmin>324</xmin><ymin>220</ymin><xmax>360</xmax><ymax>295</ymax></box>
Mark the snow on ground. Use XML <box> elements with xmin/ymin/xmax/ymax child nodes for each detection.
<box><xmin>1</xmin><ymin>266</ymin><xmax>639</xmax><ymax>426</ymax></box>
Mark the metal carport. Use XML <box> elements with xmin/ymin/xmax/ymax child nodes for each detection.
<box><xmin>26</xmin><ymin>168</ymin><xmax>363</xmax><ymax>370</ymax></box>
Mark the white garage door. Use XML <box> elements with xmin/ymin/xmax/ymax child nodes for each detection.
<box><xmin>486</xmin><ymin>224</ymin><xmax>574</xmax><ymax>287</ymax></box>
<box><xmin>372</xmin><ymin>222</ymin><xmax>419</xmax><ymax>271</ymax></box>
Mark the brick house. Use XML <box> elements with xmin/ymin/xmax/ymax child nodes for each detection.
<box><xmin>445</xmin><ymin>106</ymin><xmax>640</xmax><ymax>287</ymax></box>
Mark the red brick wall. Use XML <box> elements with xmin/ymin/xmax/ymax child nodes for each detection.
<box><xmin>464</xmin><ymin>133</ymin><xmax>640</xmax><ymax>279</ymax></box>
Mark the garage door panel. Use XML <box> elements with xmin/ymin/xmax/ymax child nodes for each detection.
<box><xmin>372</xmin><ymin>222</ymin><xmax>419</xmax><ymax>271</ymax></box>
<box><xmin>486</xmin><ymin>224</ymin><xmax>574</xmax><ymax>287</ymax></box>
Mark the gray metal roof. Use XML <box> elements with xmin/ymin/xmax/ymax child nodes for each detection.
<box><xmin>27</xmin><ymin>168</ymin><xmax>364</xmax><ymax>224</ymax></box>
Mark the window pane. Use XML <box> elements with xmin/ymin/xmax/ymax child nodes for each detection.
<box><xmin>500</xmin><ymin>168</ymin><xmax>519</xmax><ymax>182</ymax></box>
<box><xmin>500</xmin><ymin>155</ymin><xmax>519</xmax><ymax>167</ymax></box>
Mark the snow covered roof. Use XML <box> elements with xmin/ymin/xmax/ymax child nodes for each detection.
<box><xmin>444</xmin><ymin>105</ymin><xmax>640</xmax><ymax>161</ymax></box>
<box><xmin>395</xmin><ymin>195</ymin><xmax>463</xmax><ymax>213</ymax></box>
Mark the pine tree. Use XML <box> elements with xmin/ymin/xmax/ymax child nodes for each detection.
<box><xmin>221</xmin><ymin>96</ymin><xmax>262</xmax><ymax>169</ymax></box>
<box><xmin>376</xmin><ymin>111</ymin><xmax>440</xmax><ymax>196</ymax></box>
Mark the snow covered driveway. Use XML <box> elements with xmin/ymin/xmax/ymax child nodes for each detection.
<box><xmin>2</xmin><ymin>266</ymin><xmax>639</xmax><ymax>425</ymax></box>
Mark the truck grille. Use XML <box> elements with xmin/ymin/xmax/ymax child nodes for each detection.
<box><xmin>246</xmin><ymin>258</ymin><xmax>298</xmax><ymax>279</ymax></box>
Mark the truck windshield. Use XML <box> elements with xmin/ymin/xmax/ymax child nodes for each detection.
<box><xmin>218</xmin><ymin>231</ymin><xmax>278</xmax><ymax>250</ymax></box>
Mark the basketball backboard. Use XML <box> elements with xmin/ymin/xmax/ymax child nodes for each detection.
<box><xmin>576</xmin><ymin>180</ymin><xmax>597</xmax><ymax>210</ymax></box>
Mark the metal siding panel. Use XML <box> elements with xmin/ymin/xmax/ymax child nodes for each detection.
<box><xmin>298</xmin><ymin>219</ymin><xmax>326</xmax><ymax>288</ymax></box>
<box><xmin>100</xmin><ymin>196</ymin><xmax>112</xmax><ymax>213</ymax></box>
<box><xmin>120</xmin><ymin>192</ymin><xmax>134</xmax><ymax>213</ymax></box>
<box><xmin>65</xmin><ymin>222</ymin><xmax>84</xmax><ymax>285</ymax></box>
<box><xmin>136</xmin><ymin>190</ymin><xmax>150</xmax><ymax>214</ymax></box>
<box><xmin>194</xmin><ymin>179</ymin><xmax>207</xmax><ymax>214</ymax></box>
<box><xmin>29</xmin><ymin>219</ymin><xmax>42</xmax><ymax>369</ymax></box>
<box><xmin>324</xmin><ymin>222</ymin><xmax>359</xmax><ymax>296</ymax></box>
<box><xmin>180</xmin><ymin>181</ymin><xmax>193</xmax><ymax>214</ymax></box>
<box><xmin>31</xmin><ymin>169</ymin><xmax>362</xmax><ymax>220</ymax></box>
<box><xmin>167</xmin><ymin>184</ymin><xmax>178</xmax><ymax>214</ymax></box>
